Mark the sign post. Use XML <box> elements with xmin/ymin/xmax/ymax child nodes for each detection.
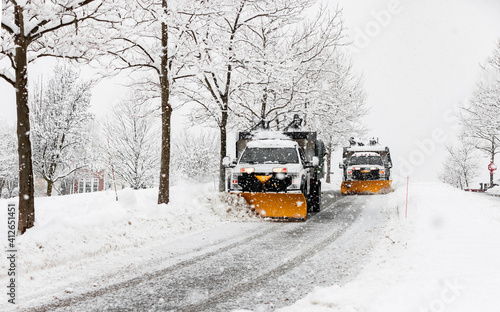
<box><xmin>488</xmin><ymin>162</ymin><xmax>497</xmax><ymax>189</ymax></box>
<box><xmin>488</xmin><ymin>162</ymin><xmax>497</xmax><ymax>174</ymax></box>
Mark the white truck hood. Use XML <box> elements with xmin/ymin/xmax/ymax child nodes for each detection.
<box><xmin>235</xmin><ymin>163</ymin><xmax>303</xmax><ymax>174</ymax></box>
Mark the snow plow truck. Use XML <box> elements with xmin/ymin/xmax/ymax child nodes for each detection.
<box><xmin>339</xmin><ymin>138</ymin><xmax>393</xmax><ymax>195</ymax></box>
<box><xmin>223</xmin><ymin>116</ymin><xmax>325</xmax><ymax>220</ymax></box>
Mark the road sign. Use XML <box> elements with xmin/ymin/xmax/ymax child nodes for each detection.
<box><xmin>488</xmin><ymin>162</ymin><xmax>497</xmax><ymax>173</ymax></box>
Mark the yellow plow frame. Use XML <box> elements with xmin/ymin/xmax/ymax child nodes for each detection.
<box><xmin>239</xmin><ymin>192</ymin><xmax>307</xmax><ymax>220</ymax></box>
<box><xmin>341</xmin><ymin>180</ymin><xmax>392</xmax><ymax>195</ymax></box>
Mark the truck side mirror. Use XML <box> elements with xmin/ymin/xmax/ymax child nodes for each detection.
<box><xmin>339</xmin><ymin>162</ymin><xmax>344</xmax><ymax>169</ymax></box>
<box><xmin>222</xmin><ymin>156</ymin><xmax>232</xmax><ymax>167</ymax></box>
<box><xmin>312</xmin><ymin>156</ymin><xmax>319</xmax><ymax>167</ymax></box>
<box><xmin>387</xmin><ymin>162</ymin><xmax>392</xmax><ymax>169</ymax></box>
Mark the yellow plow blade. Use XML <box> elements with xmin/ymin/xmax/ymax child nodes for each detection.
<box><xmin>341</xmin><ymin>180</ymin><xmax>392</xmax><ymax>195</ymax></box>
<box><xmin>239</xmin><ymin>192</ymin><xmax>307</xmax><ymax>220</ymax></box>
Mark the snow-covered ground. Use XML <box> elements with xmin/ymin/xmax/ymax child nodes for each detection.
<box><xmin>486</xmin><ymin>185</ymin><xmax>500</xmax><ymax>196</ymax></box>
<box><xmin>2</xmin><ymin>181</ymin><xmax>500</xmax><ymax>311</ymax></box>
<box><xmin>0</xmin><ymin>182</ymin><xmax>256</xmax><ymax>310</ymax></box>
<box><xmin>277</xmin><ymin>183</ymin><xmax>500</xmax><ymax>312</ymax></box>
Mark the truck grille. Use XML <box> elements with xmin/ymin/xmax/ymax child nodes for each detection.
<box><xmin>352</xmin><ymin>169</ymin><xmax>380</xmax><ymax>180</ymax></box>
<box><xmin>238</xmin><ymin>173</ymin><xmax>292</xmax><ymax>192</ymax></box>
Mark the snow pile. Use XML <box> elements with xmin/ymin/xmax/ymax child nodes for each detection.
<box><xmin>1</xmin><ymin>184</ymin><xmax>254</xmax><ymax>271</ymax></box>
<box><xmin>278</xmin><ymin>182</ymin><xmax>500</xmax><ymax>312</ymax></box>
<box><xmin>0</xmin><ymin>183</ymin><xmax>257</xmax><ymax>308</ymax></box>
<box><xmin>485</xmin><ymin>185</ymin><xmax>500</xmax><ymax>196</ymax></box>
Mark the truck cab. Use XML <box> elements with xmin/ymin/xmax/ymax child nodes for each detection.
<box><xmin>228</xmin><ymin>139</ymin><xmax>316</xmax><ymax>194</ymax></box>
<box><xmin>344</xmin><ymin>152</ymin><xmax>389</xmax><ymax>181</ymax></box>
<box><xmin>339</xmin><ymin>140</ymin><xmax>393</xmax><ymax>195</ymax></box>
<box><xmin>223</xmin><ymin>129</ymin><xmax>324</xmax><ymax>219</ymax></box>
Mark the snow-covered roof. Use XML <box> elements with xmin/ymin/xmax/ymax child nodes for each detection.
<box><xmin>246</xmin><ymin>139</ymin><xmax>298</xmax><ymax>148</ymax></box>
<box><xmin>251</xmin><ymin>130</ymin><xmax>291</xmax><ymax>140</ymax></box>
<box><xmin>346</xmin><ymin>145</ymin><xmax>387</xmax><ymax>152</ymax></box>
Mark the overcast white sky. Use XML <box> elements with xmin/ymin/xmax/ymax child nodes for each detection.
<box><xmin>1</xmin><ymin>0</ymin><xmax>500</xmax><ymax>185</ymax></box>
<box><xmin>331</xmin><ymin>0</ymin><xmax>500</xmax><ymax>185</ymax></box>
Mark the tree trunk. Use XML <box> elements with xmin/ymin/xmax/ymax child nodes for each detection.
<box><xmin>219</xmin><ymin>110</ymin><xmax>228</xmax><ymax>192</ymax></box>
<box><xmin>216</xmin><ymin>1</ymin><xmax>244</xmax><ymax>192</ymax></box>
<box><xmin>46</xmin><ymin>180</ymin><xmax>54</xmax><ymax>197</ymax></box>
<box><xmin>15</xmin><ymin>5</ymin><xmax>35</xmax><ymax>234</ymax></box>
<box><xmin>326</xmin><ymin>142</ymin><xmax>332</xmax><ymax>184</ymax></box>
<box><xmin>260</xmin><ymin>86</ymin><xmax>268</xmax><ymax>119</ymax></box>
<box><xmin>491</xmin><ymin>140</ymin><xmax>495</xmax><ymax>187</ymax></box>
<box><xmin>157</xmin><ymin>8</ymin><xmax>171</xmax><ymax>205</ymax></box>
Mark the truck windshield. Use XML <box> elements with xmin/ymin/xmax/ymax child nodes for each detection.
<box><xmin>239</xmin><ymin>147</ymin><xmax>299</xmax><ymax>164</ymax></box>
<box><xmin>349</xmin><ymin>156</ymin><xmax>383</xmax><ymax>166</ymax></box>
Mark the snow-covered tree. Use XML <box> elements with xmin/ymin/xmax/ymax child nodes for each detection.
<box><xmin>102</xmin><ymin>93</ymin><xmax>161</xmax><ymax>190</ymax></box>
<box><xmin>306</xmin><ymin>51</ymin><xmax>367</xmax><ymax>183</ymax></box>
<box><xmin>488</xmin><ymin>40</ymin><xmax>500</xmax><ymax>72</ymax></box>
<box><xmin>439</xmin><ymin>136</ymin><xmax>480</xmax><ymax>189</ymax></box>
<box><xmin>183</xmin><ymin>0</ymin><xmax>346</xmax><ymax>191</ymax></box>
<box><xmin>460</xmin><ymin>42</ymin><xmax>500</xmax><ymax>186</ymax></box>
<box><xmin>0</xmin><ymin>124</ymin><xmax>19</xmax><ymax>198</ymax></box>
<box><xmin>30</xmin><ymin>65</ymin><xmax>94</xmax><ymax>196</ymax></box>
<box><xmin>99</xmin><ymin>0</ymin><xmax>207</xmax><ymax>204</ymax></box>
<box><xmin>171</xmin><ymin>130</ymin><xmax>219</xmax><ymax>183</ymax></box>
<box><xmin>229</xmin><ymin>5</ymin><xmax>346</xmax><ymax>128</ymax></box>
<box><xmin>1</xmin><ymin>0</ymin><xmax>117</xmax><ymax>233</ymax></box>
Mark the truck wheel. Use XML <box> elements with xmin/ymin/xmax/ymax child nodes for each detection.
<box><xmin>310</xmin><ymin>180</ymin><xmax>321</xmax><ymax>213</ymax></box>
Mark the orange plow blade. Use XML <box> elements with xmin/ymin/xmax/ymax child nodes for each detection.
<box><xmin>341</xmin><ymin>180</ymin><xmax>392</xmax><ymax>195</ymax></box>
<box><xmin>239</xmin><ymin>192</ymin><xmax>307</xmax><ymax>220</ymax></box>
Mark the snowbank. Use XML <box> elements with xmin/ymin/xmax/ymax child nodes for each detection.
<box><xmin>485</xmin><ymin>185</ymin><xmax>500</xmax><ymax>196</ymax></box>
<box><xmin>0</xmin><ymin>183</ymin><xmax>255</xmax><ymax>309</ymax></box>
<box><xmin>278</xmin><ymin>182</ymin><xmax>500</xmax><ymax>312</ymax></box>
<box><xmin>1</xmin><ymin>183</ymin><xmax>254</xmax><ymax>271</ymax></box>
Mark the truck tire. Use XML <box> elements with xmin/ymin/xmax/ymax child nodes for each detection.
<box><xmin>309</xmin><ymin>180</ymin><xmax>321</xmax><ymax>213</ymax></box>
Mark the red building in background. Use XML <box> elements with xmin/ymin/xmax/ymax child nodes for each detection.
<box><xmin>70</xmin><ymin>169</ymin><xmax>106</xmax><ymax>194</ymax></box>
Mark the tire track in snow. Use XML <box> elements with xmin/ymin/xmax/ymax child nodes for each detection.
<box><xmin>31</xmin><ymin>192</ymin><xmax>363</xmax><ymax>312</ymax></box>
<box><xmin>28</xmin><ymin>223</ymin><xmax>283</xmax><ymax>312</ymax></box>
<box><xmin>177</xmin><ymin>195</ymin><xmax>361</xmax><ymax>311</ymax></box>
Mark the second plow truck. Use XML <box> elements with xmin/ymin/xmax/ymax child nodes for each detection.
<box><xmin>339</xmin><ymin>138</ymin><xmax>393</xmax><ymax>195</ymax></box>
<box><xmin>223</xmin><ymin>116</ymin><xmax>325</xmax><ymax>220</ymax></box>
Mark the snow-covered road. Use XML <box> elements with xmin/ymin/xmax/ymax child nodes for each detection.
<box><xmin>4</xmin><ymin>182</ymin><xmax>500</xmax><ymax>311</ymax></box>
<box><xmin>26</xmin><ymin>191</ymin><xmax>394</xmax><ymax>312</ymax></box>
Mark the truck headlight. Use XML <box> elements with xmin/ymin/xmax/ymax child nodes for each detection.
<box><xmin>240</xmin><ymin>167</ymin><xmax>255</xmax><ymax>173</ymax></box>
<box><xmin>231</xmin><ymin>174</ymin><xmax>242</xmax><ymax>190</ymax></box>
<box><xmin>287</xmin><ymin>173</ymin><xmax>300</xmax><ymax>190</ymax></box>
<box><xmin>273</xmin><ymin>167</ymin><xmax>287</xmax><ymax>173</ymax></box>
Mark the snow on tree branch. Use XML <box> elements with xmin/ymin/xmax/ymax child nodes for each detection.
<box><xmin>0</xmin><ymin>68</ymin><xmax>15</xmax><ymax>85</ymax></box>
<box><xmin>30</xmin><ymin>64</ymin><xmax>94</xmax><ymax>196</ymax></box>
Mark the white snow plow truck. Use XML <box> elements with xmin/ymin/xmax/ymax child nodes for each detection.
<box><xmin>223</xmin><ymin>116</ymin><xmax>325</xmax><ymax>220</ymax></box>
<box><xmin>339</xmin><ymin>138</ymin><xmax>393</xmax><ymax>195</ymax></box>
